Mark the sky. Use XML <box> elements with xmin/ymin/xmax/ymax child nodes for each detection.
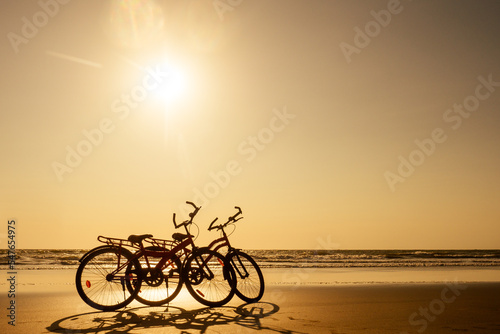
<box><xmin>1</xmin><ymin>0</ymin><xmax>500</xmax><ymax>250</ymax></box>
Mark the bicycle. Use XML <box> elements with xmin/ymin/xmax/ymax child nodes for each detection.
<box><xmin>206</xmin><ymin>206</ymin><xmax>265</xmax><ymax>303</ymax></box>
<box><xmin>133</xmin><ymin>202</ymin><xmax>236</xmax><ymax>307</ymax></box>
<box><xmin>75</xmin><ymin>202</ymin><xmax>236</xmax><ymax>311</ymax></box>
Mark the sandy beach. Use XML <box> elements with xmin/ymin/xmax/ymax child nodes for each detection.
<box><xmin>1</xmin><ymin>268</ymin><xmax>500</xmax><ymax>333</ymax></box>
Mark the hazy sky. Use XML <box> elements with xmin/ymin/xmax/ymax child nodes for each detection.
<box><xmin>1</xmin><ymin>0</ymin><xmax>500</xmax><ymax>249</ymax></box>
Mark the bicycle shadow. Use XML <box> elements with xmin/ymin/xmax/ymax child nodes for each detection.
<box><xmin>46</xmin><ymin>302</ymin><xmax>306</xmax><ymax>334</ymax></box>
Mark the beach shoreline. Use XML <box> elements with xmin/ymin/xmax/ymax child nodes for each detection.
<box><xmin>2</xmin><ymin>266</ymin><xmax>499</xmax><ymax>291</ymax></box>
<box><xmin>2</xmin><ymin>267</ymin><xmax>500</xmax><ymax>333</ymax></box>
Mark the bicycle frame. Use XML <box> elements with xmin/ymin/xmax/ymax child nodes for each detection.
<box><xmin>206</xmin><ymin>230</ymin><xmax>233</xmax><ymax>254</ymax></box>
<box><xmin>130</xmin><ymin>201</ymin><xmax>220</xmax><ymax>281</ymax></box>
<box><xmin>138</xmin><ymin>238</ymin><xmax>192</xmax><ymax>275</ymax></box>
<box><xmin>207</xmin><ymin>221</ymin><xmax>251</xmax><ymax>280</ymax></box>
<box><xmin>92</xmin><ymin>235</ymin><xmax>193</xmax><ymax>281</ymax></box>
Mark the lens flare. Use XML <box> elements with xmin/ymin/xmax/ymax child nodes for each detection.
<box><xmin>105</xmin><ymin>0</ymin><xmax>164</xmax><ymax>48</ymax></box>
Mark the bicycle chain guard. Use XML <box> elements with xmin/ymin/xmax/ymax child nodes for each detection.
<box><xmin>187</xmin><ymin>268</ymin><xmax>204</xmax><ymax>285</ymax></box>
<box><xmin>143</xmin><ymin>270</ymin><xmax>165</xmax><ymax>287</ymax></box>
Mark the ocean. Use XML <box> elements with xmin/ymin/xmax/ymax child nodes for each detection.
<box><xmin>2</xmin><ymin>249</ymin><xmax>500</xmax><ymax>270</ymax></box>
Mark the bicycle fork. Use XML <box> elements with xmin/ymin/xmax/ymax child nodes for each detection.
<box><xmin>231</xmin><ymin>254</ymin><xmax>249</xmax><ymax>279</ymax></box>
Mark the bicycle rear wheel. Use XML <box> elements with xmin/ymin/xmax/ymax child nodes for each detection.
<box><xmin>128</xmin><ymin>246</ymin><xmax>183</xmax><ymax>306</ymax></box>
<box><xmin>227</xmin><ymin>251</ymin><xmax>265</xmax><ymax>303</ymax></box>
<box><xmin>75</xmin><ymin>246</ymin><xmax>141</xmax><ymax>311</ymax></box>
<box><xmin>183</xmin><ymin>249</ymin><xmax>235</xmax><ymax>307</ymax></box>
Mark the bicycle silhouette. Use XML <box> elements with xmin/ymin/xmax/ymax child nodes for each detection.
<box><xmin>75</xmin><ymin>202</ymin><xmax>235</xmax><ymax>311</ymax></box>
<box><xmin>132</xmin><ymin>205</ymin><xmax>266</xmax><ymax>308</ymax></box>
<box><xmin>205</xmin><ymin>206</ymin><xmax>265</xmax><ymax>303</ymax></box>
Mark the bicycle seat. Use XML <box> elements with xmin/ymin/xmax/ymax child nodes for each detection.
<box><xmin>128</xmin><ymin>234</ymin><xmax>153</xmax><ymax>244</ymax></box>
<box><xmin>172</xmin><ymin>233</ymin><xmax>193</xmax><ymax>242</ymax></box>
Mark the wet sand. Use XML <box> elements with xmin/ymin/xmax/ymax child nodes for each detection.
<box><xmin>2</xmin><ymin>269</ymin><xmax>500</xmax><ymax>333</ymax></box>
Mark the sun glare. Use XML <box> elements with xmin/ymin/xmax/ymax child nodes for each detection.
<box><xmin>163</xmin><ymin>66</ymin><xmax>188</xmax><ymax>100</ymax></box>
<box><xmin>148</xmin><ymin>62</ymin><xmax>189</xmax><ymax>105</ymax></box>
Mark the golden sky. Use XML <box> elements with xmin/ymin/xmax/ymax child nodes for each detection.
<box><xmin>1</xmin><ymin>0</ymin><xmax>500</xmax><ymax>249</ymax></box>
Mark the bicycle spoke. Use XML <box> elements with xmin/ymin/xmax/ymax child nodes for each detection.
<box><xmin>228</xmin><ymin>252</ymin><xmax>264</xmax><ymax>303</ymax></box>
<box><xmin>76</xmin><ymin>247</ymin><xmax>141</xmax><ymax>311</ymax></box>
<box><xmin>184</xmin><ymin>249</ymin><xmax>235</xmax><ymax>307</ymax></box>
<box><xmin>131</xmin><ymin>248</ymin><xmax>183</xmax><ymax>306</ymax></box>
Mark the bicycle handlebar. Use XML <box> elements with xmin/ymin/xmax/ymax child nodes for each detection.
<box><xmin>208</xmin><ymin>206</ymin><xmax>243</xmax><ymax>231</ymax></box>
<box><xmin>172</xmin><ymin>213</ymin><xmax>182</xmax><ymax>228</ymax></box>
<box><xmin>232</xmin><ymin>206</ymin><xmax>242</xmax><ymax>220</ymax></box>
<box><xmin>186</xmin><ymin>201</ymin><xmax>200</xmax><ymax>217</ymax></box>
<box><xmin>208</xmin><ymin>217</ymin><xmax>219</xmax><ymax>231</ymax></box>
<box><xmin>173</xmin><ymin>201</ymin><xmax>201</xmax><ymax>229</ymax></box>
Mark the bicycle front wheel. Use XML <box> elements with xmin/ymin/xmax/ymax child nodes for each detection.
<box><xmin>227</xmin><ymin>251</ymin><xmax>265</xmax><ymax>303</ymax></box>
<box><xmin>75</xmin><ymin>246</ymin><xmax>141</xmax><ymax>311</ymax></box>
<box><xmin>183</xmin><ymin>249</ymin><xmax>235</xmax><ymax>307</ymax></box>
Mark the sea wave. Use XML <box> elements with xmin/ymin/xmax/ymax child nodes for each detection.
<box><xmin>1</xmin><ymin>249</ymin><xmax>499</xmax><ymax>270</ymax></box>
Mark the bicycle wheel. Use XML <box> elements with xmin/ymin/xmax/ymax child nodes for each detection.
<box><xmin>76</xmin><ymin>246</ymin><xmax>141</xmax><ymax>311</ymax></box>
<box><xmin>128</xmin><ymin>246</ymin><xmax>183</xmax><ymax>306</ymax></box>
<box><xmin>227</xmin><ymin>251</ymin><xmax>265</xmax><ymax>303</ymax></box>
<box><xmin>183</xmin><ymin>249</ymin><xmax>235</xmax><ymax>307</ymax></box>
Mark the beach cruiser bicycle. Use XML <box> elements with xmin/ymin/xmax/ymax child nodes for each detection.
<box><xmin>206</xmin><ymin>206</ymin><xmax>265</xmax><ymax>303</ymax></box>
<box><xmin>75</xmin><ymin>202</ymin><xmax>235</xmax><ymax>311</ymax></box>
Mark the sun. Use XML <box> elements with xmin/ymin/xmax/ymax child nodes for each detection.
<box><xmin>161</xmin><ymin>65</ymin><xmax>188</xmax><ymax>101</ymax></box>
<box><xmin>147</xmin><ymin>62</ymin><xmax>190</xmax><ymax>105</ymax></box>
